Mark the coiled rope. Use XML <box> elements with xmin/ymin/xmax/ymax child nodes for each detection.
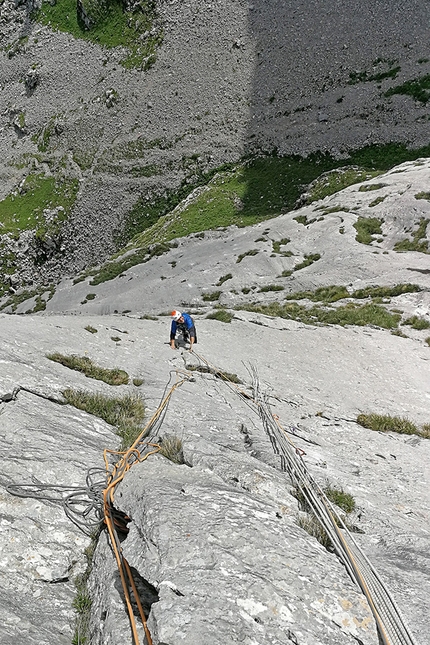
<box><xmin>6</xmin><ymin>369</ymin><xmax>191</xmax><ymax>645</ymax></box>
<box><xmin>189</xmin><ymin>350</ymin><xmax>419</xmax><ymax>645</ymax></box>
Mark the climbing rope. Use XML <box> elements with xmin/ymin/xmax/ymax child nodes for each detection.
<box><xmin>6</xmin><ymin>369</ymin><xmax>192</xmax><ymax>645</ymax></box>
<box><xmin>188</xmin><ymin>351</ymin><xmax>419</xmax><ymax>645</ymax></box>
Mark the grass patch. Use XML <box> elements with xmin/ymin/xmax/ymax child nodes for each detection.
<box><xmin>86</xmin><ymin>241</ymin><xmax>177</xmax><ymax>285</ymax></box>
<box><xmin>206</xmin><ymin>309</ymin><xmax>234</xmax><ymax>323</ymax></box>
<box><xmin>402</xmin><ymin>315</ymin><xmax>430</xmax><ymax>330</ymax></box>
<box><xmin>47</xmin><ymin>353</ymin><xmax>129</xmax><ymax>385</ymax></box>
<box><xmin>426</xmin><ymin>337</ymin><xmax>430</xmax><ymax>346</ymax></box>
<box><xmin>36</xmin><ymin>0</ymin><xmax>163</xmax><ymax>70</ymax></box>
<box><xmin>132</xmin><ymin>377</ymin><xmax>144</xmax><ymax>386</ymax></box>
<box><xmin>369</xmin><ymin>196</ymin><xmax>387</xmax><ymax>207</ymax></box>
<box><xmin>238</xmin><ymin>301</ymin><xmax>401</xmax><ymax>329</ymax></box>
<box><xmin>237</xmin><ymin>249</ymin><xmax>259</xmax><ymax>263</ymax></box>
<box><xmin>357</xmin><ymin>413</ymin><xmax>418</xmax><ymax>435</ymax></box>
<box><xmin>159</xmin><ymin>435</ymin><xmax>184</xmax><ymax>464</ymax></box>
<box><xmin>351</xmin><ymin>283</ymin><xmax>421</xmax><ymax>299</ymax></box>
<box><xmin>84</xmin><ymin>325</ymin><xmax>98</xmax><ymax>334</ymax></box>
<box><xmin>304</xmin><ymin>168</ymin><xmax>382</xmax><ymax>204</ymax></box>
<box><xmin>202</xmin><ymin>290</ymin><xmax>222</xmax><ymax>302</ymax></box>
<box><xmin>385</xmin><ymin>74</ymin><xmax>430</xmax><ymax>103</ymax></box>
<box><xmin>258</xmin><ymin>284</ymin><xmax>284</xmax><ymax>292</ymax></box>
<box><xmin>358</xmin><ymin>183</ymin><xmax>387</xmax><ymax>192</ymax></box>
<box><xmin>415</xmin><ymin>192</ymin><xmax>430</xmax><ymax>200</ymax></box>
<box><xmin>284</xmin><ymin>285</ymin><xmax>350</xmax><ymax>303</ymax></box>
<box><xmin>294</xmin><ymin>253</ymin><xmax>321</xmax><ymax>271</ymax></box>
<box><xmin>394</xmin><ymin>218</ymin><xmax>429</xmax><ymax>253</ymax></box>
<box><xmin>0</xmin><ymin>173</ymin><xmax>78</xmax><ymax>239</ymax></box>
<box><xmin>353</xmin><ymin>217</ymin><xmax>383</xmax><ymax>244</ymax></box>
<box><xmin>297</xmin><ymin>514</ymin><xmax>332</xmax><ymax>550</ymax></box>
<box><xmin>216</xmin><ymin>273</ymin><xmax>233</xmax><ymax>286</ymax></box>
<box><xmin>63</xmin><ymin>389</ymin><xmax>145</xmax><ymax>449</ymax></box>
<box><xmin>272</xmin><ymin>238</ymin><xmax>291</xmax><ymax>254</ymax></box>
<box><xmin>324</xmin><ymin>484</ymin><xmax>355</xmax><ymax>513</ymax></box>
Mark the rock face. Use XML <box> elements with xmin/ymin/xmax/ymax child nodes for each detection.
<box><xmin>1</xmin><ymin>159</ymin><xmax>430</xmax><ymax>645</ymax></box>
<box><xmin>44</xmin><ymin>158</ymin><xmax>430</xmax><ymax>320</ymax></box>
<box><xmin>1</xmin><ymin>0</ymin><xmax>430</xmax><ymax>284</ymax></box>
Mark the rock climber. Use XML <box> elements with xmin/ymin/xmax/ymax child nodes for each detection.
<box><xmin>170</xmin><ymin>310</ymin><xmax>197</xmax><ymax>350</ymax></box>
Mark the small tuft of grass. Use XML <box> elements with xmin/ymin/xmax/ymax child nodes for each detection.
<box><xmin>47</xmin><ymin>353</ymin><xmax>129</xmax><ymax>385</ymax></box>
<box><xmin>206</xmin><ymin>309</ymin><xmax>234</xmax><ymax>323</ymax></box>
<box><xmin>111</xmin><ymin>336</ymin><xmax>121</xmax><ymax>342</ymax></box>
<box><xmin>132</xmin><ymin>378</ymin><xmax>144</xmax><ymax>387</ymax></box>
<box><xmin>284</xmin><ymin>285</ymin><xmax>349</xmax><ymax>303</ymax></box>
<box><xmin>402</xmin><ymin>315</ymin><xmax>430</xmax><ymax>330</ymax></box>
<box><xmin>159</xmin><ymin>435</ymin><xmax>185</xmax><ymax>464</ymax></box>
<box><xmin>385</xmin><ymin>75</ymin><xmax>430</xmax><ymax>104</ymax></box>
<box><xmin>358</xmin><ymin>183</ymin><xmax>387</xmax><ymax>192</ymax></box>
<box><xmin>236</xmin><ymin>249</ymin><xmax>259</xmax><ymax>263</ymax></box>
<box><xmin>272</xmin><ymin>238</ymin><xmax>291</xmax><ymax>254</ymax></box>
<box><xmin>357</xmin><ymin>413</ymin><xmax>418</xmax><ymax>435</ymax></box>
<box><xmin>84</xmin><ymin>325</ymin><xmax>98</xmax><ymax>334</ymax></box>
<box><xmin>394</xmin><ymin>218</ymin><xmax>429</xmax><ymax>253</ymax></box>
<box><xmin>426</xmin><ymin>337</ymin><xmax>430</xmax><ymax>346</ymax></box>
<box><xmin>62</xmin><ymin>389</ymin><xmax>145</xmax><ymax>450</ymax></box>
<box><xmin>353</xmin><ymin>217</ymin><xmax>383</xmax><ymax>244</ymax></box>
<box><xmin>296</xmin><ymin>514</ymin><xmax>333</xmax><ymax>550</ymax></box>
<box><xmin>202</xmin><ymin>290</ymin><xmax>222</xmax><ymax>302</ymax></box>
<box><xmin>351</xmin><ymin>283</ymin><xmax>421</xmax><ymax>299</ymax></box>
<box><xmin>216</xmin><ymin>273</ymin><xmax>233</xmax><ymax>286</ymax></box>
<box><xmin>258</xmin><ymin>284</ymin><xmax>284</xmax><ymax>292</ymax></box>
<box><xmin>293</xmin><ymin>253</ymin><xmax>321</xmax><ymax>271</ymax></box>
<box><xmin>140</xmin><ymin>314</ymin><xmax>158</xmax><ymax>320</ymax></box>
<box><xmin>324</xmin><ymin>484</ymin><xmax>356</xmax><ymax>514</ymax></box>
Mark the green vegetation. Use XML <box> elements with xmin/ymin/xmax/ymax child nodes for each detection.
<box><xmin>358</xmin><ymin>183</ymin><xmax>387</xmax><ymax>192</ymax></box>
<box><xmin>84</xmin><ymin>325</ymin><xmax>98</xmax><ymax>334</ymax></box>
<box><xmin>353</xmin><ymin>216</ymin><xmax>383</xmax><ymax>244</ymax></box>
<box><xmin>402</xmin><ymin>315</ymin><xmax>430</xmax><ymax>330</ymax></box>
<box><xmin>0</xmin><ymin>173</ymin><xmax>78</xmax><ymax>239</ymax></box>
<box><xmin>385</xmin><ymin>74</ymin><xmax>430</xmax><ymax>104</ymax></box>
<box><xmin>324</xmin><ymin>485</ymin><xmax>356</xmax><ymax>513</ymax></box>
<box><xmin>284</xmin><ymin>285</ymin><xmax>350</xmax><ymax>303</ymax></box>
<box><xmin>349</xmin><ymin>65</ymin><xmax>401</xmax><ymax>85</ymax></box>
<box><xmin>36</xmin><ymin>0</ymin><xmax>163</xmax><ymax>70</ymax></box>
<box><xmin>63</xmin><ymin>389</ymin><xmax>145</xmax><ymax>449</ymax></box>
<box><xmin>351</xmin><ymin>283</ymin><xmax>421</xmax><ymax>299</ymax></box>
<box><xmin>304</xmin><ymin>168</ymin><xmax>382</xmax><ymax>204</ymax></box>
<box><xmin>258</xmin><ymin>284</ymin><xmax>284</xmax><ymax>292</ymax></box>
<box><xmin>297</xmin><ymin>513</ymin><xmax>333</xmax><ymax>550</ymax></box>
<box><xmin>72</xmin><ymin>529</ymin><xmax>100</xmax><ymax>645</ymax></box>
<box><xmin>415</xmin><ymin>192</ymin><xmax>430</xmax><ymax>200</ymax></box>
<box><xmin>357</xmin><ymin>413</ymin><xmax>419</xmax><ymax>436</ymax></box>
<box><xmin>369</xmin><ymin>196</ymin><xmax>387</xmax><ymax>207</ymax></box>
<box><xmin>238</xmin><ymin>301</ymin><xmax>401</xmax><ymax>329</ymax></box>
<box><xmin>132</xmin><ymin>377</ymin><xmax>144</xmax><ymax>386</ymax></box>
<box><xmin>86</xmin><ymin>241</ymin><xmax>178</xmax><ymax>285</ymax></box>
<box><xmin>426</xmin><ymin>337</ymin><xmax>430</xmax><ymax>347</ymax></box>
<box><xmin>47</xmin><ymin>353</ymin><xmax>129</xmax><ymax>385</ymax></box>
<box><xmin>272</xmin><ymin>238</ymin><xmax>291</xmax><ymax>254</ymax></box>
<box><xmin>0</xmin><ymin>285</ymin><xmax>55</xmax><ymax>312</ymax></box>
<box><xmin>159</xmin><ymin>435</ymin><xmax>184</xmax><ymax>464</ymax></box>
<box><xmin>84</xmin><ymin>142</ymin><xmax>430</xmax><ymax>283</ymax></box>
<box><xmin>202</xmin><ymin>290</ymin><xmax>221</xmax><ymax>302</ymax></box>
<box><xmin>294</xmin><ymin>253</ymin><xmax>321</xmax><ymax>271</ymax></box>
<box><xmin>216</xmin><ymin>273</ymin><xmax>233</xmax><ymax>286</ymax></box>
<box><xmin>394</xmin><ymin>218</ymin><xmax>429</xmax><ymax>253</ymax></box>
<box><xmin>206</xmin><ymin>309</ymin><xmax>234</xmax><ymax>323</ymax></box>
<box><xmin>236</xmin><ymin>249</ymin><xmax>259</xmax><ymax>263</ymax></box>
